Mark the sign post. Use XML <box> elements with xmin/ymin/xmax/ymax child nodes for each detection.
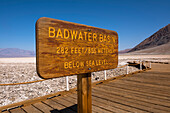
<box><xmin>36</xmin><ymin>17</ymin><xmax>118</xmax><ymax>113</ymax></box>
<box><xmin>77</xmin><ymin>73</ymin><xmax>92</xmax><ymax>113</ymax></box>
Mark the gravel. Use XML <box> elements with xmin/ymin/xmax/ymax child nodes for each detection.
<box><xmin>0</xmin><ymin>62</ymin><xmax>139</xmax><ymax>107</ymax></box>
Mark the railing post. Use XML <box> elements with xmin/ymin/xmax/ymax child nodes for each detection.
<box><xmin>104</xmin><ymin>70</ymin><xmax>107</xmax><ymax>80</ymax></box>
<box><xmin>126</xmin><ymin>64</ymin><xmax>129</xmax><ymax>74</ymax></box>
<box><xmin>150</xmin><ymin>61</ymin><xmax>151</xmax><ymax>68</ymax></box>
<box><xmin>143</xmin><ymin>61</ymin><xmax>145</xmax><ymax>68</ymax></box>
<box><xmin>140</xmin><ymin>60</ymin><xmax>142</xmax><ymax>70</ymax></box>
<box><xmin>66</xmin><ymin>76</ymin><xmax>69</xmax><ymax>91</ymax></box>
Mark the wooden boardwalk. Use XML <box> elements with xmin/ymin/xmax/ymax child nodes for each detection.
<box><xmin>1</xmin><ymin>63</ymin><xmax>170</xmax><ymax>113</ymax></box>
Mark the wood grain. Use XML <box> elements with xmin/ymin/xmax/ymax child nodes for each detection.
<box><xmin>77</xmin><ymin>73</ymin><xmax>92</xmax><ymax>113</ymax></box>
<box><xmin>36</xmin><ymin>17</ymin><xmax>118</xmax><ymax>78</ymax></box>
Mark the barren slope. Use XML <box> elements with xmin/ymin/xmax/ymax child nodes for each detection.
<box><xmin>129</xmin><ymin>24</ymin><xmax>170</xmax><ymax>52</ymax></box>
<box><xmin>126</xmin><ymin>42</ymin><xmax>170</xmax><ymax>55</ymax></box>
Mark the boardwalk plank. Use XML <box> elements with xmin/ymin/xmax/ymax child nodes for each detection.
<box><xmin>114</xmin><ymin>79</ymin><xmax>170</xmax><ymax>94</ymax></box>
<box><xmin>104</xmin><ymin>84</ymin><xmax>170</xmax><ymax>103</ymax></box>
<box><xmin>69</xmin><ymin>93</ymin><xmax>139</xmax><ymax>113</ymax></box>
<box><xmin>32</xmin><ymin>102</ymin><xmax>53</xmax><ymax>113</ymax></box>
<box><xmin>121</xmin><ymin>78</ymin><xmax>170</xmax><ymax>87</ymax></box>
<box><xmin>52</xmin><ymin>97</ymin><xmax>77</xmax><ymax>112</ymax></box>
<box><xmin>2</xmin><ymin>111</ymin><xmax>10</xmax><ymax>113</ymax></box>
<box><xmin>43</xmin><ymin>99</ymin><xmax>75</xmax><ymax>113</ymax></box>
<box><xmin>69</xmin><ymin>94</ymin><xmax>123</xmax><ymax>113</ymax></box>
<box><xmin>139</xmin><ymin>71</ymin><xmax>170</xmax><ymax>78</ymax></box>
<box><xmin>100</xmin><ymin>84</ymin><xmax>170</xmax><ymax>106</ymax></box>
<box><xmin>22</xmin><ymin>105</ymin><xmax>42</xmax><ymax>113</ymax></box>
<box><xmin>61</xmin><ymin>93</ymin><xmax>99</xmax><ymax>113</ymax></box>
<box><xmin>109</xmin><ymin>81</ymin><xmax>170</xmax><ymax>97</ymax></box>
<box><xmin>62</xmin><ymin>94</ymin><xmax>113</xmax><ymax>113</ymax></box>
<box><xmin>92</xmin><ymin>89</ymin><xmax>165</xmax><ymax>113</ymax></box>
<box><xmin>9</xmin><ymin>108</ymin><xmax>25</xmax><ymax>113</ymax></box>
<box><xmin>127</xmin><ymin>74</ymin><xmax>170</xmax><ymax>82</ymax></box>
<box><xmin>94</xmin><ymin>86</ymin><xmax>170</xmax><ymax>112</ymax></box>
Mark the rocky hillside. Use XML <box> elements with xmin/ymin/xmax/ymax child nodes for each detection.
<box><xmin>0</xmin><ymin>48</ymin><xmax>35</xmax><ymax>58</ymax></box>
<box><xmin>128</xmin><ymin>24</ymin><xmax>170</xmax><ymax>52</ymax></box>
<box><xmin>126</xmin><ymin>42</ymin><xmax>170</xmax><ymax>55</ymax></box>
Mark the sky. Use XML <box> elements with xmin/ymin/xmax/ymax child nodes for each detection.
<box><xmin>0</xmin><ymin>0</ymin><xmax>170</xmax><ymax>51</ymax></box>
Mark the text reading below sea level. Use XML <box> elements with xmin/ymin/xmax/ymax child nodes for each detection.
<box><xmin>36</xmin><ymin>17</ymin><xmax>118</xmax><ymax>78</ymax></box>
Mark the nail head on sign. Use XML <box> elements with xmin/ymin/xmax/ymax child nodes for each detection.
<box><xmin>88</xmin><ymin>29</ymin><xmax>91</xmax><ymax>32</ymax></box>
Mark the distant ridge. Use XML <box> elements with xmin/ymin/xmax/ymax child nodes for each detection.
<box><xmin>119</xmin><ymin>48</ymin><xmax>132</xmax><ymax>54</ymax></box>
<box><xmin>128</xmin><ymin>24</ymin><xmax>170</xmax><ymax>53</ymax></box>
<box><xmin>0</xmin><ymin>48</ymin><xmax>35</xmax><ymax>58</ymax></box>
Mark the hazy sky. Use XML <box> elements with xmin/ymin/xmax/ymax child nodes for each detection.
<box><xmin>0</xmin><ymin>0</ymin><xmax>170</xmax><ymax>51</ymax></box>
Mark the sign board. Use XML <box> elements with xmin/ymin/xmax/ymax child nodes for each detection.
<box><xmin>36</xmin><ymin>17</ymin><xmax>118</xmax><ymax>79</ymax></box>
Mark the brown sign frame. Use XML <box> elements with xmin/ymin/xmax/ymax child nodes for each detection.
<box><xmin>36</xmin><ymin>17</ymin><xmax>118</xmax><ymax>79</ymax></box>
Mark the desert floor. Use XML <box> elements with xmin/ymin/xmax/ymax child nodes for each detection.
<box><xmin>0</xmin><ymin>55</ymin><xmax>170</xmax><ymax>107</ymax></box>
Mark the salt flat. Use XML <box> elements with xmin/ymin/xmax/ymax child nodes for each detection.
<box><xmin>0</xmin><ymin>55</ymin><xmax>169</xmax><ymax>107</ymax></box>
<box><xmin>0</xmin><ymin>57</ymin><xmax>36</xmax><ymax>63</ymax></box>
<box><xmin>119</xmin><ymin>54</ymin><xmax>170</xmax><ymax>63</ymax></box>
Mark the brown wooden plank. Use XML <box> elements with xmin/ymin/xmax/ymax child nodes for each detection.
<box><xmin>117</xmin><ymin>78</ymin><xmax>170</xmax><ymax>90</ymax></box>
<box><xmin>92</xmin><ymin>96</ymin><xmax>131</xmax><ymax>113</ymax></box>
<box><xmin>70</xmin><ymin>93</ymin><xmax>145</xmax><ymax>113</ymax></box>
<box><xmin>127</xmin><ymin>73</ymin><xmax>170</xmax><ymax>81</ymax></box>
<box><xmin>98</xmin><ymin>84</ymin><xmax>170</xmax><ymax>106</ymax></box>
<box><xmin>52</xmin><ymin>97</ymin><xmax>77</xmax><ymax>112</ymax></box>
<box><xmin>142</xmin><ymin>71</ymin><xmax>170</xmax><ymax>78</ymax></box>
<box><xmin>61</xmin><ymin>94</ymin><xmax>77</xmax><ymax>104</ymax></box>
<box><xmin>36</xmin><ymin>17</ymin><xmax>118</xmax><ymax>79</ymax></box>
<box><xmin>110</xmin><ymin>80</ymin><xmax>170</xmax><ymax>96</ymax></box>
<box><xmin>32</xmin><ymin>101</ymin><xmax>53</xmax><ymax>113</ymax></box>
<box><xmin>122</xmin><ymin>77</ymin><xmax>170</xmax><ymax>87</ymax></box>
<box><xmin>1</xmin><ymin>110</ymin><xmax>10</xmax><ymax>113</ymax></box>
<box><xmin>60</xmin><ymin>94</ymin><xmax>100</xmax><ymax>113</ymax></box>
<box><xmin>92</xmin><ymin>105</ymin><xmax>113</xmax><ymax>113</ymax></box>
<box><xmin>107</xmin><ymin>81</ymin><xmax>170</xmax><ymax>99</ymax></box>
<box><xmin>103</xmin><ymin>83</ymin><xmax>170</xmax><ymax>101</ymax></box>
<box><xmin>93</xmin><ymin>86</ymin><xmax>170</xmax><ymax>112</ymax></box>
<box><xmin>69</xmin><ymin>93</ymin><xmax>132</xmax><ymax>113</ymax></box>
<box><xmin>65</xmin><ymin>93</ymin><xmax>128</xmax><ymax>113</ymax></box>
<box><xmin>77</xmin><ymin>73</ymin><xmax>92</xmax><ymax>113</ymax></box>
<box><xmin>52</xmin><ymin>95</ymin><xmax>107</xmax><ymax>113</ymax></box>
<box><xmin>22</xmin><ymin>105</ymin><xmax>42</xmax><ymax>113</ymax></box>
<box><xmin>9</xmin><ymin>108</ymin><xmax>25</xmax><ymax>113</ymax></box>
<box><xmin>43</xmin><ymin>99</ymin><xmax>75</xmax><ymax>113</ymax></box>
<box><xmin>92</xmin><ymin>89</ymin><xmax>164</xmax><ymax>113</ymax></box>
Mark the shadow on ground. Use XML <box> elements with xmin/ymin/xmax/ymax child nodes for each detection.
<box><xmin>127</xmin><ymin>62</ymin><xmax>147</xmax><ymax>69</ymax></box>
<box><xmin>50</xmin><ymin>104</ymin><xmax>77</xmax><ymax>113</ymax></box>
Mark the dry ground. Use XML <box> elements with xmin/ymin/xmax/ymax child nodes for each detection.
<box><xmin>0</xmin><ymin>55</ymin><xmax>169</xmax><ymax>107</ymax></box>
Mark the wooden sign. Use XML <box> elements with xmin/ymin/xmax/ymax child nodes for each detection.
<box><xmin>36</xmin><ymin>17</ymin><xmax>118</xmax><ymax>79</ymax></box>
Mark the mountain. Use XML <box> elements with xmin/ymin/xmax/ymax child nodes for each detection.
<box><xmin>128</xmin><ymin>24</ymin><xmax>170</xmax><ymax>53</ymax></box>
<box><xmin>0</xmin><ymin>48</ymin><xmax>35</xmax><ymax>58</ymax></box>
<box><xmin>119</xmin><ymin>48</ymin><xmax>132</xmax><ymax>54</ymax></box>
<box><xmin>126</xmin><ymin>42</ymin><xmax>170</xmax><ymax>55</ymax></box>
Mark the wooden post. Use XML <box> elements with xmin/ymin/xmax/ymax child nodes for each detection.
<box><xmin>77</xmin><ymin>73</ymin><xmax>92</xmax><ymax>113</ymax></box>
